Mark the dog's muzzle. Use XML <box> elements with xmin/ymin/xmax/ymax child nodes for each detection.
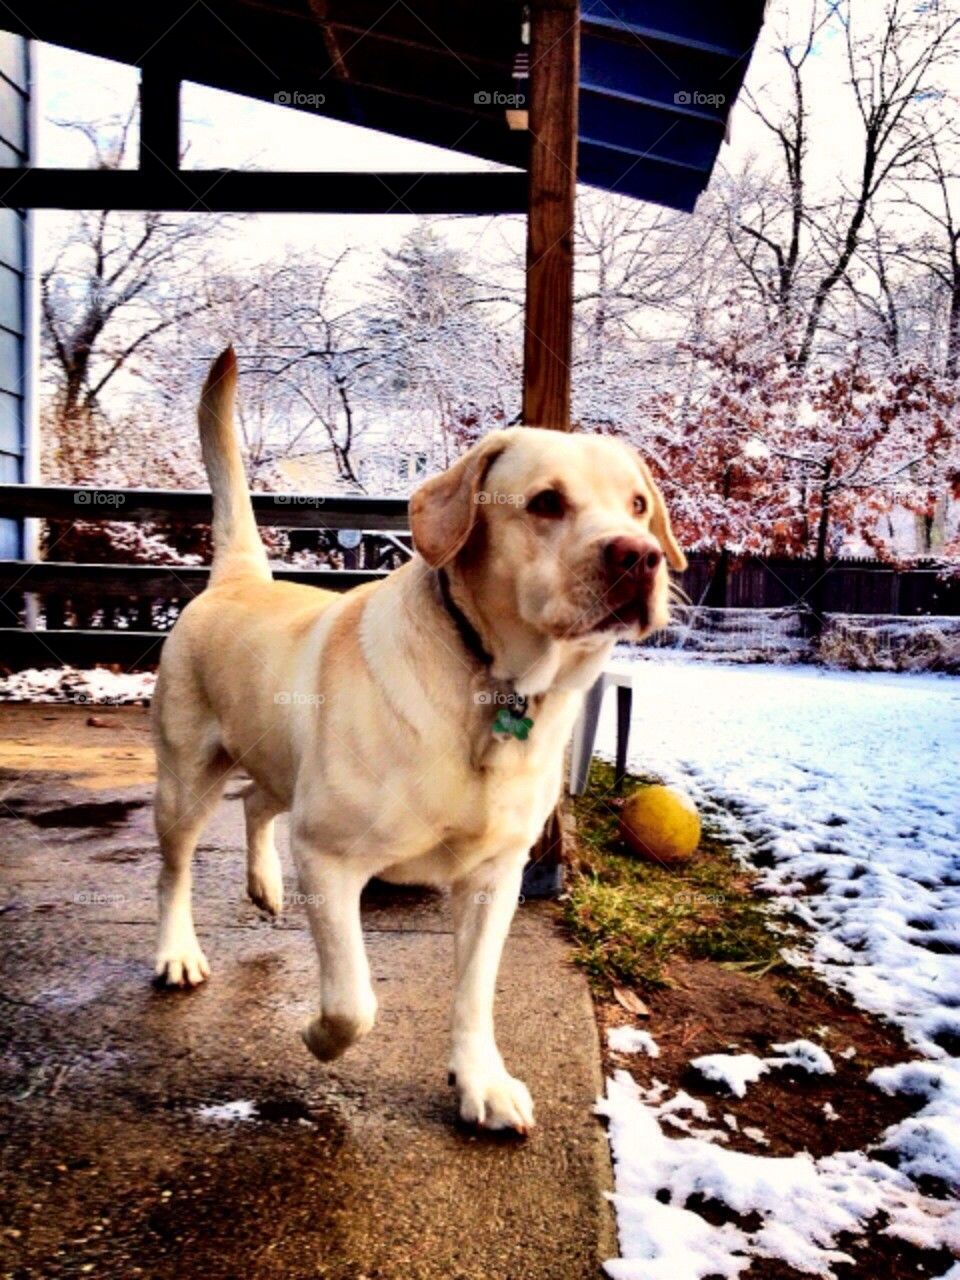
<box><xmin>597</xmin><ymin>535</ymin><xmax>663</xmax><ymax>630</ymax></box>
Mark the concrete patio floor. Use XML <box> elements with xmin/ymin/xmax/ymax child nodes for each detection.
<box><xmin>0</xmin><ymin>704</ymin><xmax>614</xmax><ymax>1280</ymax></box>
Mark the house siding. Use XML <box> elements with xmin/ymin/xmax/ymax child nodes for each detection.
<box><xmin>0</xmin><ymin>31</ymin><xmax>31</xmax><ymax>558</ymax></box>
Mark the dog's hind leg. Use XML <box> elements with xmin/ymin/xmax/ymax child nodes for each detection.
<box><xmin>244</xmin><ymin>785</ymin><xmax>284</xmax><ymax>916</ymax></box>
<box><xmin>154</xmin><ymin>747</ymin><xmax>232</xmax><ymax>987</ymax></box>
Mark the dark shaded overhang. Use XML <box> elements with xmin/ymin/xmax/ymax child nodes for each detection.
<box><xmin>4</xmin><ymin>0</ymin><xmax>765</xmax><ymax>212</ymax></box>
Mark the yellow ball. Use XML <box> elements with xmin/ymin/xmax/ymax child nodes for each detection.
<box><xmin>619</xmin><ymin>784</ymin><xmax>701</xmax><ymax>866</ymax></box>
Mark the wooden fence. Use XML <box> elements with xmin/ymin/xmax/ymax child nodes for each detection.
<box><xmin>0</xmin><ymin>484</ymin><xmax>957</xmax><ymax>671</ymax></box>
<box><xmin>682</xmin><ymin>553</ymin><xmax>959</xmax><ymax>617</ymax></box>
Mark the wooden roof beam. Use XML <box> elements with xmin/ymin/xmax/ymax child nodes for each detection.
<box><xmin>0</xmin><ymin>168</ymin><xmax>528</xmax><ymax>214</ymax></box>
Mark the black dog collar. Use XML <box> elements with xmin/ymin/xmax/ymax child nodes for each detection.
<box><xmin>435</xmin><ymin>569</ymin><xmax>534</xmax><ymax>741</ymax></box>
<box><xmin>437</xmin><ymin>567</ymin><xmax>493</xmax><ymax>668</ymax></box>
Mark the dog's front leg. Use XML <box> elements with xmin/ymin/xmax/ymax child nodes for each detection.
<box><xmin>294</xmin><ymin>847</ymin><xmax>377</xmax><ymax>1062</ymax></box>
<box><xmin>449</xmin><ymin>856</ymin><xmax>533</xmax><ymax>1133</ymax></box>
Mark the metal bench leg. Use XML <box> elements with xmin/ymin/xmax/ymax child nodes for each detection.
<box><xmin>568</xmin><ymin>676</ymin><xmax>605</xmax><ymax>796</ymax></box>
<box><xmin>615</xmin><ymin>684</ymin><xmax>632</xmax><ymax>792</ymax></box>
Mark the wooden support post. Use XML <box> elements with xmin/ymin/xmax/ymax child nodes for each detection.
<box><xmin>521</xmin><ymin>0</ymin><xmax>580</xmax><ymax>896</ymax></box>
<box><xmin>522</xmin><ymin>0</ymin><xmax>580</xmax><ymax>430</ymax></box>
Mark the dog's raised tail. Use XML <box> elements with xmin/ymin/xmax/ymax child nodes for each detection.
<box><xmin>199</xmin><ymin>347</ymin><xmax>270</xmax><ymax>584</ymax></box>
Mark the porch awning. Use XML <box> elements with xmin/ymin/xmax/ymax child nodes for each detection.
<box><xmin>7</xmin><ymin>0</ymin><xmax>765</xmax><ymax>212</ymax></box>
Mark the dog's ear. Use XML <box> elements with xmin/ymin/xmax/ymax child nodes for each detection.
<box><xmin>637</xmin><ymin>458</ymin><xmax>687</xmax><ymax>572</ymax></box>
<box><xmin>410</xmin><ymin>434</ymin><xmax>510</xmax><ymax>568</ymax></box>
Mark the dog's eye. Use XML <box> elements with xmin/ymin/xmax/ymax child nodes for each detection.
<box><xmin>527</xmin><ymin>489</ymin><xmax>566</xmax><ymax>519</ymax></box>
<box><xmin>633</xmin><ymin>494</ymin><xmax>648</xmax><ymax>516</ymax></box>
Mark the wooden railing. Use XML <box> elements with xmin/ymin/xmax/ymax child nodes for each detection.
<box><xmin>0</xmin><ymin>484</ymin><xmax>409</xmax><ymax>671</ymax></box>
<box><xmin>0</xmin><ymin>484</ymin><xmax>409</xmax><ymax>529</ymax></box>
<box><xmin>2</xmin><ymin>484</ymin><xmax>956</xmax><ymax>672</ymax></box>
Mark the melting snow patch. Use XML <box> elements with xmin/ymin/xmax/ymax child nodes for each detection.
<box><xmin>692</xmin><ymin>1043</ymin><xmax>835</xmax><ymax>1098</ymax></box>
<box><xmin>608</xmin><ymin>1026</ymin><xmax>661</xmax><ymax>1058</ymax></box>
<box><xmin>598</xmin><ymin>1070</ymin><xmax>960</xmax><ymax>1280</ymax></box>
<box><xmin>742</xmin><ymin>1127</ymin><xmax>770</xmax><ymax>1147</ymax></box>
<box><xmin>641</xmin><ymin>1078</ymin><xmax>670</xmax><ymax>1105</ymax></box>
<box><xmin>0</xmin><ymin>666</ymin><xmax>156</xmax><ymax>704</ymax></box>
<box><xmin>869</xmin><ymin>1060</ymin><xmax>960</xmax><ymax>1187</ymax></box>
<box><xmin>195</xmin><ymin>1099</ymin><xmax>258</xmax><ymax>1124</ymax></box>
<box><xmin>690</xmin><ymin>1054</ymin><xmax>768</xmax><ymax>1098</ymax></box>
<box><xmin>768</xmin><ymin>1039</ymin><xmax>836</xmax><ymax>1075</ymax></box>
<box><xmin>655</xmin><ymin>1091</ymin><xmax>729</xmax><ymax>1141</ymax></box>
<box><xmin>659</xmin><ymin>1092</ymin><xmax>712</xmax><ymax>1123</ymax></box>
<box><xmin>604</xmin><ymin>1194</ymin><xmax>748</xmax><ymax>1280</ymax></box>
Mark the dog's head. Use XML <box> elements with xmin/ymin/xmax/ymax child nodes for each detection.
<box><xmin>410</xmin><ymin>428</ymin><xmax>685</xmax><ymax>643</ymax></box>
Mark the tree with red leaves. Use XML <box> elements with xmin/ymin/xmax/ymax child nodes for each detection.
<box><xmin>633</xmin><ymin>326</ymin><xmax>958</xmax><ymax>609</ymax></box>
<box><xmin>771</xmin><ymin>353</ymin><xmax>959</xmax><ymax>614</ymax></box>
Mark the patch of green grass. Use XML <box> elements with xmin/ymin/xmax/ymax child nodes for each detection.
<box><xmin>564</xmin><ymin>761</ymin><xmax>785</xmax><ymax>991</ymax></box>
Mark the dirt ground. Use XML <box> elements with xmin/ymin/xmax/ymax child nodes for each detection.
<box><xmin>0</xmin><ymin>703</ymin><xmax>156</xmax><ymax>789</ymax></box>
<box><xmin>0</xmin><ymin>704</ymin><xmax>615</xmax><ymax>1280</ymax></box>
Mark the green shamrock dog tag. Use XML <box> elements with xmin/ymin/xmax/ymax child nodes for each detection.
<box><xmin>492</xmin><ymin>705</ymin><xmax>534</xmax><ymax>741</ymax></box>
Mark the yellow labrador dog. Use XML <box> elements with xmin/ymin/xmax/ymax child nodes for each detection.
<box><xmin>152</xmin><ymin>348</ymin><xmax>685</xmax><ymax>1132</ymax></box>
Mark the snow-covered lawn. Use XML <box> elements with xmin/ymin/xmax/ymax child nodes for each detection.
<box><xmin>595</xmin><ymin>656</ymin><xmax>960</xmax><ymax>1278</ymax></box>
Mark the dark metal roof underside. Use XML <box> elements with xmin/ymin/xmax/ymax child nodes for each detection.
<box><xmin>7</xmin><ymin>0</ymin><xmax>766</xmax><ymax>212</ymax></box>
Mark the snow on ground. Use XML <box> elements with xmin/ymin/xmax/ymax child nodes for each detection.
<box><xmin>770</xmin><ymin>1040</ymin><xmax>836</xmax><ymax>1075</ymax></box>
<box><xmin>595</xmin><ymin>657</ymin><xmax>960</xmax><ymax>1057</ymax></box>
<box><xmin>594</xmin><ymin>656</ymin><xmax>960</xmax><ymax>1278</ymax></box>
<box><xmin>0</xmin><ymin>666</ymin><xmax>155</xmax><ymax>704</ymax></box>
<box><xmin>689</xmin><ymin>1053</ymin><xmax>768</xmax><ymax>1099</ymax></box>
<box><xmin>599</xmin><ymin>1070</ymin><xmax>960</xmax><ymax>1280</ymax></box>
<box><xmin>690</xmin><ymin>1041</ymin><xmax>835</xmax><ymax>1097</ymax></box>
<box><xmin>608</xmin><ymin>1026</ymin><xmax>661</xmax><ymax>1058</ymax></box>
<box><xmin>195</xmin><ymin>1099</ymin><xmax>258</xmax><ymax>1124</ymax></box>
<box><xmin>869</xmin><ymin>1059</ymin><xmax>960</xmax><ymax>1187</ymax></box>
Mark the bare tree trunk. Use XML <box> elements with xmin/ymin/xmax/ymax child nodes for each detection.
<box><xmin>946</xmin><ymin>282</ymin><xmax>960</xmax><ymax>379</ymax></box>
<box><xmin>809</xmin><ymin>469</ymin><xmax>834</xmax><ymax>638</ymax></box>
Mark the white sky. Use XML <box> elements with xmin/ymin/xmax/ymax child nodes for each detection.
<box><xmin>34</xmin><ymin>42</ymin><xmax>523</xmax><ymax>284</ymax></box>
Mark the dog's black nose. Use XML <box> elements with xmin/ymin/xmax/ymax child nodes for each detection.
<box><xmin>604</xmin><ymin>536</ymin><xmax>662</xmax><ymax>590</ymax></box>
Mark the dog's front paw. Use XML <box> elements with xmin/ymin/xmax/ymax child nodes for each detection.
<box><xmin>154</xmin><ymin>941</ymin><xmax>210</xmax><ymax>987</ymax></box>
<box><xmin>453</xmin><ymin>1064</ymin><xmax>535</xmax><ymax>1134</ymax></box>
<box><xmin>301</xmin><ymin>998</ymin><xmax>377</xmax><ymax>1062</ymax></box>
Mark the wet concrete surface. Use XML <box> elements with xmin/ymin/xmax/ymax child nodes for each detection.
<box><xmin>0</xmin><ymin>705</ymin><xmax>614</xmax><ymax>1279</ymax></box>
